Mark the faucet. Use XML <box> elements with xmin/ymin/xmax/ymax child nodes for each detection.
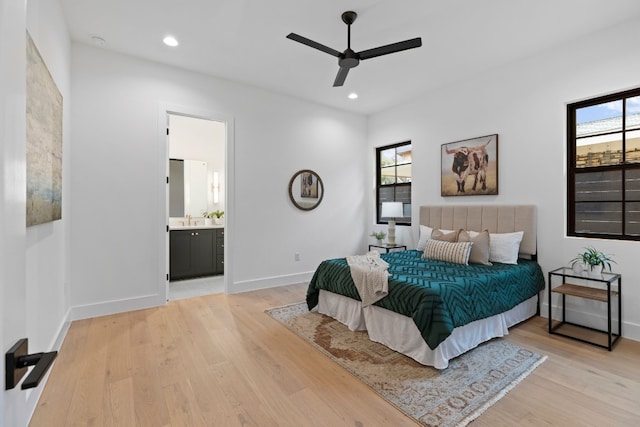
<box><xmin>186</xmin><ymin>214</ymin><xmax>192</xmax><ymax>226</ymax></box>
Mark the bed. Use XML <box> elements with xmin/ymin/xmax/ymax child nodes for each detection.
<box><xmin>306</xmin><ymin>205</ymin><xmax>546</xmax><ymax>369</ymax></box>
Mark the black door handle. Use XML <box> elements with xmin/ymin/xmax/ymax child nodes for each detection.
<box><xmin>5</xmin><ymin>338</ymin><xmax>57</xmax><ymax>390</ymax></box>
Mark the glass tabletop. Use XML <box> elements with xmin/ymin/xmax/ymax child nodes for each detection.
<box><xmin>550</xmin><ymin>266</ymin><xmax>620</xmax><ymax>283</ymax></box>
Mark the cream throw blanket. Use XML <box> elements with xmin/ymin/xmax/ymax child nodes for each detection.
<box><xmin>346</xmin><ymin>251</ymin><xmax>390</xmax><ymax>307</ymax></box>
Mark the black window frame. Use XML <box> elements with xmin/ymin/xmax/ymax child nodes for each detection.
<box><xmin>567</xmin><ymin>87</ymin><xmax>640</xmax><ymax>241</ymax></box>
<box><xmin>375</xmin><ymin>141</ymin><xmax>412</xmax><ymax>226</ymax></box>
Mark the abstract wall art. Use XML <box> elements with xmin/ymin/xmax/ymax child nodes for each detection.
<box><xmin>26</xmin><ymin>32</ymin><xmax>63</xmax><ymax>226</ymax></box>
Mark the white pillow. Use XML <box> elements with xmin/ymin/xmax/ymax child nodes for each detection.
<box><xmin>416</xmin><ymin>226</ymin><xmax>454</xmax><ymax>251</ymax></box>
<box><xmin>488</xmin><ymin>231</ymin><xmax>524</xmax><ymax>264</ymax></box>
<box><xmin>416</xmin><ymin>225</ymin><xmax>433</xmax><ymax>251</ymax></box>
<box><xmin>423</xmin><ymin>239</ymin><xmax>473</xmax><ymax>265</ymax></box>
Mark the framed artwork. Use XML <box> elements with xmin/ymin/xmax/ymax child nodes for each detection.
<box><xmin>300</xmin><ymin>171</ymin><xmax>318</xmax><ymax>198</ymax></box>
<box><xmin>441</xmin><ymin>134</ymin><xmax>498</xmax><ymax>196</ymax></box>
<box><xmin>26</xmin><ymin>32</ymin><xmax>63</xmax><ymax>226</ymax></box>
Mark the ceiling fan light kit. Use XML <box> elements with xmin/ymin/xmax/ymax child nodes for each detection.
<box><xmin>287</xmin><ymin>10</ymin><xmax>422</xmax><ymax>87</ymax></box>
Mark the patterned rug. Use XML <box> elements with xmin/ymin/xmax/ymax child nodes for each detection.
<box><xmin>266</xmin><ymin>302</ymin><xmax>546</xmax><ymax>427</ymax></box>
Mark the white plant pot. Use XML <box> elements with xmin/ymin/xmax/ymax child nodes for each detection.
<box><xmin>587</xmin><ymin>264</ymin><xmax>603</xmax><ymax>278</ymax></box>
<box><xmin>204</xmin><ymin>218</ymin><xmax>213</xmax><ymax>226</ymax></box>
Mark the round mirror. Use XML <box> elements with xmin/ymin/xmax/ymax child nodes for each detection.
<box><xmin>288</xmin><ymin>169</ymin><xmax>324</xmax><ymax>211</ymax></box>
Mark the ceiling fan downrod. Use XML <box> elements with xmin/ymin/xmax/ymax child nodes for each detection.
<box><xmin>342</xmin><ymin>11</ymin><xmax>357</xmax><ymax>50</ymax></box>
<box><xmin>339</xmin><ymin>11</ymin><xmax>359</xmax><ymax>71</ymax></box>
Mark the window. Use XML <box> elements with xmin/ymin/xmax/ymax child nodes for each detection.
<box><xmin>376</xmin><ymin>141</ymin><xmax>412</xmax><ymax>225</ymax></box>
<box><xmin>567</xmin><ymin>87</ymin><xmax>640</xmax><ymax>240</ymax></box>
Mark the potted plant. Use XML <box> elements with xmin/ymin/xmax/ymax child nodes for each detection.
<box><xmin>569</xmin><ymin>247</ymin><xmax>615</xmax><ymax>276</ymax></box>
<box><xmin>202</xmin><ymin>211</ymin><xmax>213</xmax><ymax>225</ymax></box>
<box><xmin>211</xmin><ymin>210</ymin><xmax>224</xmax><ymax>224</ymax></box>
<box><xmin>370</xmin><ymin>231</ymin><xmax>386</xmax><ymax>245</ymax></box>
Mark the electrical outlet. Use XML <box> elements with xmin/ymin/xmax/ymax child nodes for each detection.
<box><xmin>295</xmin><ymin>253</ymin><xmax>301</xmax><ymax>261</ymax></box>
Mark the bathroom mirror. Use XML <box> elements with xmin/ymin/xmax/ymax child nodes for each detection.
<box><xmin>169</xmin><ymin>158</ymin><xmax>208</xmax><ymax>217</ymax></box>
<box><xmin>288</xmin><ymin>169</ymin><xmax>324</xmax><ymax>211</ymax></box>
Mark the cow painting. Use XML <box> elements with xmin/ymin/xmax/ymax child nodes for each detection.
<box><xmin>441</xmin><ymin>135</ymin><xmax>498</xmax><ymax>196</ymax></box>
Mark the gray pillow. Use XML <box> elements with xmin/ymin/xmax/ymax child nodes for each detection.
<box><xmin>458</xmin><ymin>229</ymin><xmax>492</xmax><ymax>265</ymax></box>
<box><xmin>430</xmin><ymin>228</ymin><xmax>460</xmax><ymax>242</ymax></box>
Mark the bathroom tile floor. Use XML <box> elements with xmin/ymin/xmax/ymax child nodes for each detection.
<box><xmin>169</xmin><ymin>275</ymin><xmax>224</xmax><ymax>300</ymax></box>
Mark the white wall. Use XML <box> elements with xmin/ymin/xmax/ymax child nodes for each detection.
<box><xmin>368</xmin><ymin>17</ymin><xmax>640</xmax><ymax>340</ymax></box>
<box><xmin>1</xmin><ymin>0</ymin><xmax>70</xmax><ymax>425</ymax></box>
<box><xmin>69</xmin><ymin>43</ymin><xmax>368</xmax><ymax>317</ymax></box>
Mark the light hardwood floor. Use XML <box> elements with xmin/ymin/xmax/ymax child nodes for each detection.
<box><xmin>31</xmin><ymin>284</ymin><xmax>640</xmax><ymax>426</ymax></box>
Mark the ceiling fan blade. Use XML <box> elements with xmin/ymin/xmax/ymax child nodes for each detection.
<box><xmin>286</xmin><ymin>33</ymin><xmax>342</xmax><ymax>58</ymax></box>
<box><xmin>333</xmin><ymin>67</ymin><xmax>350</xmax><ymax>87</ymax></box>
<box><xmin>358</xmin><ymin>37</ymin><xmax>422</xmax><ymax>60</ymax></box>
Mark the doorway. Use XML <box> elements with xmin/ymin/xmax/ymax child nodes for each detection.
<box><xmin>164</xmin><ymin>110</ymin><xmax>230</xmax><ymax>300</ymax></box>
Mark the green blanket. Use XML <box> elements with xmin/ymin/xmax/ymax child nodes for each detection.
<box><xmin>307</xmin><ymin>250</ymin><xmax>545</xmax><ymax>349</ymax></box>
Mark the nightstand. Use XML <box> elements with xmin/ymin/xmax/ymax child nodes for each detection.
<box><xmin>368</xmin><ymin>244</ymin><xmax>406</xmax><ymax>253</ymax></box>
<box><xmin>548</xmin><ymin>267</ymin><xmax>621</xmax><ymax>350</ymax></box>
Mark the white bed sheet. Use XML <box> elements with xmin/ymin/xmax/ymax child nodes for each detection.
<box><xmin>317</xmin><ymin>289</ymin><xmax>538</xmax><ymax>369</ymax></box>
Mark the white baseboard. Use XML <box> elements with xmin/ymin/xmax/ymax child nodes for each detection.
<box><xmin>51</xmin><ymin>308</ymin><xmax>72</xmax><ymax>351</ymax></box>
<box><xmin>68</xmin><ymin>272</ymin><xmax>311</xmax><ymax>320</ymax></box>
<box><xmin>229</xmin><ymin>271</ymin><xmax>314</xmax><ymax>294</ymax></box>
<box><xmin>69</xmin><ymin>293</ymin><xmax>166</xmax><ymax>321</ymax></box>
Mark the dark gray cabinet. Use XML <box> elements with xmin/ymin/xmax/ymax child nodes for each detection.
<box><xmin>215</xmin><ymin>229</ymin><xmax>224</xmax><ymax>274</ymax></box>
<box><xmin>170</xmin><ymin>228</ymin><xmax>224</xmax><ymax>281</ymax></box>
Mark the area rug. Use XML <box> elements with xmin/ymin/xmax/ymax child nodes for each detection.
<box><xmin>266</xmin><ymin>302</ymin><xmax>546</xmax><ymax>427</ymax></box>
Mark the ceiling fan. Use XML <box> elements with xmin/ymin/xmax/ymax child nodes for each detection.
<box><xmin>287</xmin><ymin>11</ymin><xmax>422</xmax><ymax>87</ymax></box>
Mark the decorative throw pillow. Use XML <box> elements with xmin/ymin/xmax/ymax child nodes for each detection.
<box><xmin>417</xmin><ymin>227</ymin><xmax>454</xmax><ymax>250</ymax></box>
<box><xmin>458</xmin><ymin>229</ymin><xmax>492</xmax><ymax>265</ymax></box>
<box><xmin>431</xmin><ymin>228</ymin><xmax>459</xmax><ymax>242</ymax></box>
<box><xmin>488</xmin><ymin>231</ymin><xmax>524</xmax><ymax>264</ymax></box>
<box><xmin>423</xmin><ymin>239</ymin><xmax>473</xmax><ymax>265</ymax></box>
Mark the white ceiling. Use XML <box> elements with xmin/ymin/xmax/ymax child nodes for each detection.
<box><xmin>59</xmin><ymin>0</ymin><xmax>640</xmax><ymax>115</ymax></box>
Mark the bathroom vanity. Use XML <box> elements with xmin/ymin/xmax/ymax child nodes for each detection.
<box><xmin>169</xmin><ymin>225</ymin><xmax>224</xmax><ymax>281</ymax></box>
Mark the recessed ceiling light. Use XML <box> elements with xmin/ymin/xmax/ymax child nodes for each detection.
<box><xmin>348</xmin><ymin>92</ymin><xmax>358</xmax><ymax>100</ymax></box>
<box><xmin>163</xmin><ymin>36</ymin><xmax>179</xmax><ymax>47</ymax></box>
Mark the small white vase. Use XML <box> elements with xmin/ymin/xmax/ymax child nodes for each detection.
<box><xmin>588</xmin><ymin>264</ymin><xmax>603</xmax><ymax>278</ymax></box>
<box><xmin>571</xmin><ymin>262</ymin><xmax>584</xmax><ymax>274</ymax></box>
<box><xmin>204</xmin><ymin>218</ymin><xmax>213</xmax><ymax>226</ymax></box>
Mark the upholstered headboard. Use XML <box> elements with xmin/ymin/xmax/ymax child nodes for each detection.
<box><xmin>419</xmin><ymin>205</ymin><xmax>537</xmax><ymax>256</ymax></box>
